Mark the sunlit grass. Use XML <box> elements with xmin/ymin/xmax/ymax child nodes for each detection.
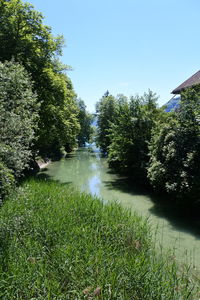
<box><xmin>0</xmin><ymin>178</ymin><xmax>198</xmax><ymax>299</ymax></box>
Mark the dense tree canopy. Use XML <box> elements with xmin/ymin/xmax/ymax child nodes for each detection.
<box><xmin>96</xmin><ymin>86</ymin><xmax>200</xmax><ymax>206</ymax></box>
<box><xmin>96</xmin><ymin>90</ymin><xmax>163</xmax><ymax>180</ymax></box>
<box><xmin>148</xmin><ymin>87</ymin><xmax>200</xmax><ymax>203</ymax></box>
<box><xmin>35</xmin><ymin>68</ymin><xmax>79</xmax><ymax>156</ymax></box>
<box><xmin>0</xmin><ymin>60</ymin><xmax>39</xmax><ymax>198</ymax></box>
<box><xmin>0</xmin><ymin>0</ymin><xmax>64</xmax><ymax>71</ymax></box>
<box><xmin>0</xmin><ymin>0</ymin><xmax>80</xmax><ymax>157</ymax></box>
<box><xmin>108</xmin><ymin>91</ymin><xmax>161</xmax><ymax>180</ymax></box>
<box><xmin>96</xmin><ymin>91</ymin><xmax>118</xmax><ymax>153</ymax></box>
<box><xmin>0</xmin><ymin>0</ymin><xmax>84</xmax><ymax>199</ymax></box>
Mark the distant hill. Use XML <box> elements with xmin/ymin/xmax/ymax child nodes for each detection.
<box><xmin>164</xmin><ymin>96</ymin><xmax>180</xmax><ymax>112</ymax></box>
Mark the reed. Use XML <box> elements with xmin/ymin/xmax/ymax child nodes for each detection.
<box><xmin>0</xmin><ymin>178</ymin><xmax>198</xmax><ymax>299</ymax></box>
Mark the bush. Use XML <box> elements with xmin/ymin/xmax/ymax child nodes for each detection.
<box><xmin>0</xmin><ymin>61</ymin><xmax>39</xmax><ymax>199</ymax></box>
<box><xmin>0</xmin><ymin>161</ymin><xmax>15</xmax><ymax>202</ymax></box>
<box><xmin>148</xmin><ymin>89</ymin><xmax>200</xmax><ymax>205</ymax></box>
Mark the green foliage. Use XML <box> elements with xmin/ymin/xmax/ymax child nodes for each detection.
<box><xmin>96</xmin><ymin>87</ymin><xmax>200</xmax><ymax>205</ymax></box>
<box><xmin>0</xmin><ymin>0</ymin><xmax>79</xmax><ymax>157</ymax></box>
<box><xmin>35</xmin><ymin>68</ymin><xmax>80</xmax><ymax>157</ymax></box>
<box><xmin>147</xmin><ymin>117</ymin><xmax>178</xmax><ymax>193</ymax></box>
<box><xmin>148</xmin><ymin>87</ymin><xmax>200</xmax><ymax>203</ymax></box>
<box><xmin>0</xmin><ymin>61</ymin><xmax>39</xmax><ymax>174</ymax></box>
<box><xmin>0</xmin><ymin>61</ymin><xmax>38</xmax><ymax>184</ymax></box>
<box><xmin>96</xmin><ymin>91</ymin><xmax>118</xmax><ymax>153</ymax></box>
<box><xmin>108</xmin><ymin>91</ymin><xmax>161</xmax><ymax>179</ymax></box>
<box><xmin>0</xmin><ymin>178</ymin><xmax>197</xmax><ymax>299</ymax></box>
<box><xmin>0</xmin><ymin>161</ymin><xmax>15</xmax><ymax>201</ymax></box>
<box><xmin>0</xmin><ymin>0</ymin><xmax>64</xmax><ymax>71</ymax></box>
<box><xmin>76</xmin><ymin>98</ymin><xmax>94</xmax><ymax>146</ymax></box>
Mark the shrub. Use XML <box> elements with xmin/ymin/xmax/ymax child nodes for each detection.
<box><xmin>0</xmin><ymin>61</ymin><xmax>39</xmax><ymax>199</ymax></box>
<box><xmin>0</xmin><ymin>161</ymin><xmax>15</xmax><ymax>203</ymax></box>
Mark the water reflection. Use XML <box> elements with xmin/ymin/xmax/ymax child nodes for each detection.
<box><xmin>88</xmin><ymin>175</ymin><xmax>100</xmax><ymax>196</ymax></box>
<box><xmin>42</xmin><ymin>148</ymin><xmax>200</xmax><ymax>269</ymax></box>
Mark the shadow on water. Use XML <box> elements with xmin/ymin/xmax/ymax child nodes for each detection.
<box><xmin>149</xmin><ymin>197</ymin><xmax>200</xmax><ymax>239</ymax></box>
<box><xmin>103</xmin><ymin>175</ymin><xmax>150</xmax><ymax>196</ymax></box>
<box><xmin>104</xmin><ymin>175</ymin><xmax>200</xmax><ymax>240</ymax></box>
<box><xmin>65</xmin><ymin>152</ymin><xmax>76</xmax><ymax>159</ymax></box>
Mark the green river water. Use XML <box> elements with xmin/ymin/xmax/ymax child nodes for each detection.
<box><xmin>41</xmin><ymin>148</ymin><xmax>200</xmax><ymax>270</ymax></box>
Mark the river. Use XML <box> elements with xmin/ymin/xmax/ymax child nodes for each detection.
<box><xmin>40</xmin><ymin>147</ymin><xmax>200</xmax><ymax>269</ymax></box>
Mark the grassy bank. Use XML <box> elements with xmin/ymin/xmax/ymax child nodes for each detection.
<box><xmin>0</xmin><ymin>179</ymin><xmax>198</xmax><ymax>299</ymax></box>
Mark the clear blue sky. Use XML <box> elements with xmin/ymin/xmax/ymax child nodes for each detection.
<box><xmin>29</xmin><ymin>0</ymin><xmax>200</xmax><ymax>112</ymax></box>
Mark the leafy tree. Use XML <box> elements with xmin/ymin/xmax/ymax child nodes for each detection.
<box><xmin>76</xmin><ymin>99</ymin><xmax>94</xmax><ymax>146</ymax></box>
<box><xmin>108</xmin><ymin>91</ymin><xmax>160</xmax><ymax>180</ymax></box>
<box><xmin>0</xmin><ymin>0</ymin><xmax>64</xmax><ymax>72</ymax></box>
<box><xmin>0</xmin><ymin>0</ymin><xmax>79</xmax><ymax>156</ymax></box>
<box><xmin>147</xmin><ymin>116</ymin><xmax>177</xmax><ymax>193</ymax></box>
<box><xmin>35</xmin><ymin>68</ymin><xmax>80</xmax><ymax>157</ymax></box>
<box><xmin>148</xmin><ymin>87</ymin><xmax>200</xmax><ymax>203</ymax></box>
<box><xmin>96</xmin><ymin>92</ymin><xmax>118</xmax><ymax>153</ymax></box>
<box><xmin>0</xmin><ymin>60</ymin><xmax>39</xmax><ymax>198</ymax></box>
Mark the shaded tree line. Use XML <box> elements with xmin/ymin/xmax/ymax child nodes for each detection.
<box><xmin>96</xmin><ymin>88</ymin><xmax>200</xmax><ymax>208</ymax></box>
<box><xmin>76</xmin><ymin>99</ymin><xmax>94</xmax><ymax>147</ymax></box>
<box><xmin>0</xmin><ymin>0</ymin><xmax>93</xmax><ymax>200</ymax></box>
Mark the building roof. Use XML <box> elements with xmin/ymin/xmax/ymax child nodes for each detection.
<box><xmin>172</xmin><ymin>70</ymin><xmax>200</xmax><ymax>94</ymax></box>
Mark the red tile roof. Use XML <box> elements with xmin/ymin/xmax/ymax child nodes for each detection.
<box><xmin>172</xmin><ymin>70</ymin><xmax>200</xmax><ymax>94</ymax></box>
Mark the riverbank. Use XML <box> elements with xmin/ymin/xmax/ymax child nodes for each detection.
<box><xmin>0</xmin><ymin>178</ymin><xmax>198</xmax><ymax>299</ymax></box>
<box><xmin>36</xmin><ymin>159</ymin><xmax>51</xmax><ymax>169</ymax></box>
<box><xmin>41</xmin><ymin>148</ymin><xmax>200</xmax><ymax>268</ymax></box>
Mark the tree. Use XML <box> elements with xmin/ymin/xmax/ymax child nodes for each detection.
<box><xmin>0</xmin><ymin>61</ymin><xmax>39</xmax><ymax>198</ymax></box>
<box><xmin>76</xmin><ymin>99</ymin><xmax>94</xmax><ymax>146</ymax></box>
<box><xmin>96</xmin><ymin>92</ymin><xmax>118</xmax><ymax>153</ymax></box>
<box><xmin>148</xmin><ymin>87</ymin><xmax>200</xmax><ymax>204</ymax></box>
<box><xmin>35</xmin><ymin>68</ymin><xmax>80</xmax><ymax>157</ymax></box>
<box><xmin>0</xmin><ymin>0</ymin><xmax>64</xmax><ymax>71</ymax></box>
<box><xmin>0</xmin><ymin>0</ymin><xmax>79</xmax><ymax>157</ymax></box>
<box><xmin>108</xmin><ymin>91</ymin><xmax>160</xmax><ymax>180</ymax></box>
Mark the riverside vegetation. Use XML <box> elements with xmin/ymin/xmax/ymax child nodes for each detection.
<box><xmin>0</xmin><ymin>178</ymin><xmax>199</xmax><ymax>299</ymax></box>
<box><xmin>0</xmin><ymin>0</ymin><xmax>93</xmax><ymax>200</ymax></box>
<box><xmin>1</xmin><ymin>0</ymin><xmax>200</xmax><ymax>210</ymax></box>
<box><xmin>0</xmin><ymin>0</ymin><xmax>200</xmax><ymax>299</ymax></box>
<box><xmin>96</xmin><ymin>89</ymin><xmax>200</xmax><ymax>209</ymax></box>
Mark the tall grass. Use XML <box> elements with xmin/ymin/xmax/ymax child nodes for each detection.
<box><xmin>0</xmin><ymin>179</ymin><xmax>198</xmax><ymax>299</ymax></box>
